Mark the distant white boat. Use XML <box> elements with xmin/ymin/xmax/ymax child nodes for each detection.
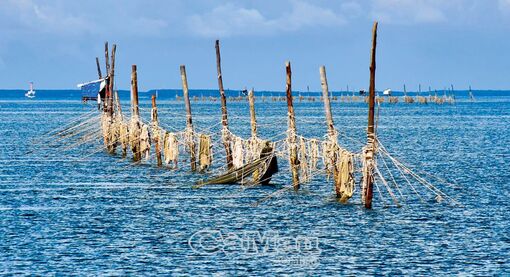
<box><xmin>25</xmin><ymin>82</ymin><xmax>36</xmax><ymax>98</ymax></box>
<box><xmin>383</xmin><ymin>89</ymin><xmax>392</xmax><ymax>96</ymax></box>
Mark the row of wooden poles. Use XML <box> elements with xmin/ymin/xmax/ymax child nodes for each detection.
<box><xmin>178</xmin><ymin>93</ymin><xmax>456</xmax><ymax>105</ymax></box>
<box><xmin>98</xmin><ymin>22</ymin><xmax>380</xmax><ymax>208</ymax></box>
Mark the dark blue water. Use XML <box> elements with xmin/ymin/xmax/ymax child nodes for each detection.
<box><xmin>0</xmin><ymin>90</ymin><xmax>509</xmax><ymax>275</ymax></box>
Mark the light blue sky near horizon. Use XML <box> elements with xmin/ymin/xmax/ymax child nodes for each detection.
<box><xmin>1</xmin><ymin>0</ymin><xmax>510</xmax><ymax>92</ymax></box>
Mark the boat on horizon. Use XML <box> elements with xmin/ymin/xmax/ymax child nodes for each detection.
<box><xmin>25</xmin><ymin>82</ymin><xmax>36</xmax><ymax>98</ymax></box>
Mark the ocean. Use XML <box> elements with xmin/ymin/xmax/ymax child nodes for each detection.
<box><xmin>0</xmin><ymin>89</ymin><xmax>509</xmax><ymax>275</ymax></box>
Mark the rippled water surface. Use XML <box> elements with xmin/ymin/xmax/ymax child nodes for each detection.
<box><xmin>0</xmin><ymin>91</ymin><xmax>509</xmax><ymax>275</ymax></box>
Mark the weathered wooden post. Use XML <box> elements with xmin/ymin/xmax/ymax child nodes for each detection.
<box><xmin>131</xmin><ymin>65</ymin><xmax>139</xmax><ymax>118</ymax></box>
<box><xmin>104</xmin><ymin>42</ymin><xmax>110</xmax><ymax>79</ymax></box>
<box><xmin>320</xmin><ymin>65</ymin><xmax>342</xmax><ymax>197</ymax></box>
<box><xmin>96</xmin><ymin>57</ymin><xmax>102</xmax><ymax>79</ymax></box>
<box><xmin>130</xmin><ymin>64</ymin><xmax>142</xmax><ymax>161</ymax></box>
<box><xmin>115</xmin><ymin>90</ymin><xmax>128</xmax><ymax>157</ymax></box>
<box><xmin>108</xmin><ymin>44</ymin><xmax>116</xmax><ymax>117</ymax></box>
<box><xmin>363</xmin><ymin>22</ymin><xmax>378</xmax><ymax>209</ymax></box>
<box><xmin>151</xmin><ymin>95</ymin><xmax>163</xmax><ymax>166</ymax></box>
<box><xmin>320</xmin><ymin>66</ymin><xmax>335</xmax><ymax>137</ymax></box>
<box><xmin>247</xmin><ymin>88</ymin><xmax>262</xmax><ymax>181</ymax></box>
<box><xmin>102</xmin><ymin>42</ymin><xmax>110</xmax><ymax>113</ymax></box>
<box><xmin>103</xmin><ymin>42</ymin><xmax>116</xmax><ymax>153</ymax></box>
<box><xmin>215</xmin><ymin>40</ymin><xmax>233</xmax><ymax>170</ymax></box>
<box><xmin>180</xmin><ymin>65</ymin><xmax>197</xmax><ymax>171</ymax></box>
<box><xmin>248</xmin><ymin>89</ymin><xmax>257</xmax><ymax>138</ymax></box>
<box><xmin>285</xmin><ymin>61</ymin><xmax>300</xmax><ymax>190</ymax></box>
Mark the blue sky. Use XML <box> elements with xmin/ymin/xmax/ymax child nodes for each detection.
<box><xmin>1</xmin><ymin>0</ymin><xmax>510</xmax><ymax>91</ymax></box>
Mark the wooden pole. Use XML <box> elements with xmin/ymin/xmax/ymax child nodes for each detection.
<box><xmin>103</xmin><ymin>43</ymin><xmax>115</xmax><ymax>153</ymax></box>
<box><xmin>248</xmin><ymin>89</ymin><xmax>257</xmax><ymax>138</ymax></box>
<box><xmin>320</xmin><ymin>66</ymin><xmax>335</xmax><ymax>137</ymax></box>
<box><xmin>321</xmin><ymin>65</ymin><xmax>343</xmax><ymax>197</ymax></box>
<box><xmin>115</xmin><ymin>90</ymin><xmax>127</xmax><ymax>157</ymax></box>
<box><xmin>131</xmin><ymin>64</ymin><xmax>141</xmax><ymax>161</ymax></box>
<box><xmin>364</xmin><ymin>21</ymin><xmax>378</xmax><ymax>209</ymax></box>
<box><xmin>285</xmin><ymin>61</ymin><xmax>300</xmax><ymax>190</ymax></box>
<box><xmin>95</xmin><ymin>57</ymin><xmax>102</xmax><ymax>79</ymax></box>
<box><xmin>151</xmin><ymin>95</ymin><xmax>163</xmax><ymax>167</ymax></box>
<box><xmin>131</xmin><ymin>65</ymin><xmax>139</xmax><ymax>118</ymax></box>
<box><xmin>180</xmin><ymin>65</ymin><xmax>197</xmax><ymax>171</ymax></box>
<box><xmin>215</xmin><ymin>40</ymin><xmax>233</xmax><ymax>170</ymax></box>
<box><xmin>102</xmin><ymin>42</ymin><xmax>109</xmax><ymax>113</ymax></box>
<box><xmin>107</xmin><ymin>44</ymin><xmax>116</xmax><ymax>117</ymax></box>
<box><xmin>104</xmin><ymin>42</ymin><xmax>110</xmax><ymax>78</ymax></box>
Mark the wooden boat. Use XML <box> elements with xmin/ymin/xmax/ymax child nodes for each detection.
<box><xmin>194</xmin><ymin>143</ymin><xmax>278</xmax><ymax>187</ymax></box>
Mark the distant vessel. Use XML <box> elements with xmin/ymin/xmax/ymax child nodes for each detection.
<box><xmin>469</xmin><ymin>85</ymin><xmax>475</xmax><ymax>101</ymax></box>
<box><xmin>383</xmin><ymin>89</ymin><xmax>392</xmax><ymax>96</ymax></box>
<box><xmin>25</xmin><ymin>82</ymin><xmax>36</xmax><ymax>98</ymax></box>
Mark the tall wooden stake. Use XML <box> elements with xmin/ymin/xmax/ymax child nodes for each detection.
<box><xmin>152</xmin><ymin>95</ymin><xmax>162</xmax><ymax>166</ymax></box>
<box><xmin>131</xmin><ymin>65</ymin><xmax>140</xmax><ymax>118</ymax></box>
<box><xmin>286</xmin><ymin>61</ymin><xmax>300</xmax><ymax>190</ymax></box>
<box><xmin>248</xmin><ymin>89</ymin><xmax>257</xmax><ymax>138</ymax></box>
<box><xmin>131</xmin><ymin>64</ymin><xmax>141</xmax><ymax>161</ymax></box>
<box><xmin>364</xmin><ymin>21</ymin><xmax>378</xmax><ymax>209</ymax></box>
<box><xmin>108</xmin><ymin>44</ymin><xmax>116</xmax><ymax>116</ymax></box>
<box><xmin>104</xmin><ymin>42</ymin><xmax>110</xmax><ymax>79</ymax></box>
<box><xmin>96</xmin><ymin>57</ymin><xmax>102</xmax><ymax>79</ymax></box>
<box><xmin>320</xmin><ymin>66</ymin><xmax>335</xmax><ymax>137</ymax></box>
<box><xmin>248</xmin><ymin>88</ymin><xmax>262</xmax><ymax>181</ymax></box>
<box><xmin>215</xmin><ymin>40</ymin><xmax>233</xmax><ymax>170</ymax></box>
<box><xmin>102</xmin><ymin>42</ymin><xmax>109</xmax><ymax>113</ymax></box>
<box><xmin>320</xmin><ymin>65</ymin><xmax>342</xmax><ymax>197</ymax></box>
<box><xmin>180</xmin><ymin>65</ymin><xmax>197</xmax><ymax>171</ymax></box>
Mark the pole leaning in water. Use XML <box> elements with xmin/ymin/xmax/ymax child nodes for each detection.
<box><xmin>104</xmin><ymin>42</ymin><xmax>110</xmax><ymax>80</ymax></box>
<box><xmin>285</xmin><ymin>61</ymin><xmax>300</xmax><ymax>190</ymax></box>
<box><xmin>215</xmin><ymin>40</ymin><xmax>233</xmax><ymax>170</ymax></box>
<box><xmin>96</xmin><ymin>57</ymin><xmax>102</xmax><ymax>79</ymax></box>
<box><xmin>320</xmin><ymin>65</ymin><xmax>341</xmax><ymax>197</ymax></box>
<box><xmin>363</xmin><ymin>22</ymin><xmax>378</xmax><ymax>209</ymax></box>
<box><xmin>320</xmin><ymin>66</ymin><xmax>335</xmax><ymax>137</ymax></box>
<box><xmin>180</xmin><ymin>65</ymin><xmax>197</xmax><ymax>171</ymax></box>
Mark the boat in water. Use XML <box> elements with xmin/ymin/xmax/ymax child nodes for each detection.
<box><xmin>25</xmin><ymin>82</ymin><xmax>36</xmax><ymax>98</ymax></box>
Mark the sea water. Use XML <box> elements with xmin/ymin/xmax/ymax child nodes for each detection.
<box><xmin>0</xmin><ymin>90</ymin><xmax>509</xmax><ymax>275</ymax></box>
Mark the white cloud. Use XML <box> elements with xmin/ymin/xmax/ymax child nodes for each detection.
<box><xmin>186</xmin><ymin>0</ymin><xmax>346</xmax><ymax>38</ymax></box>
<box><xmin>340</xmin><ymin>1</ymin><xmax>364</xmax><ymax>18</ymax></box>
<box><xmin>498</xmin><ymin>0</ymin><xmax>510</xmax><ymax>12</ymax></box>
<box><xmin>0</xmin><ymin>0</ymin><xmax>172</xmax><ymax>38</ymax></box>
<box><xmin>371</xmin><ymin>0</ymin><xmax>450</xmax><ymax>24</ymax></box>
<box><xmin>280</xmin><ymin>0</ymin><xmax>347</xmax><ymax>31</ymax></box>
<box><xmin>121</xmin><ymin>17</ymin><xmax>170</xmax><ymax>37</ymax></box>
<box><xmin>187</xmin><ymin>4</ymin><xmax>271</xmax><ymax>37</ymax></box>
<box><xmin>3</xmin><ymin>0</ymin><xmax>95</xmax><ymax>35</ymax></box>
